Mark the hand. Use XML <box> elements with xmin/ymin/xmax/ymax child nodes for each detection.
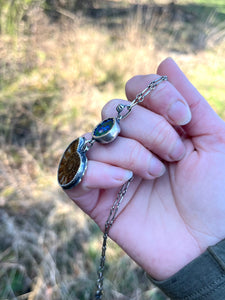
<box><xmin>64</xmin><ymin>58</ymin><xmax>225</xmax><ymax>280</ymax></box>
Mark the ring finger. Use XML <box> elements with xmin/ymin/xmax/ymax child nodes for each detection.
<box><xmin>87</xmin><ymin>136</ymin><xmax>166</xmax><ymax>180</ymax></box>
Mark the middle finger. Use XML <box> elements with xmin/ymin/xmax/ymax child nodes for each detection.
<box><xmin>102</xmin><ymin>99</ymin><xmax>185</xmax><ymax>162</ymax></box>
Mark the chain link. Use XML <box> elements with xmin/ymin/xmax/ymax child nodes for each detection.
<box><xmin>82</xmin><ymin>138</ymin><xmax>95</xmax><ymax>152</ymax></box>
<box><xmin>130</xmin><ymin>75</ymin><xmax>168</xmax><ymax>107</ymax></box>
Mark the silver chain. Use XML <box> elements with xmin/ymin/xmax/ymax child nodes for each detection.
<box><xmin>95</xmin><ymin>177</ymin><xmax>133</xmax><ymax>299</ymax></box>
<box><xmin>116</xmin><ymin>76</ymin><xmax>167</xmax><ymax>121</ymax></box>
<box><xmin>130</xmin><ymin>75</ymin><xmax>167</xmax><ymax>107</ymax></box>
<box><xmin>94</xmin><ymin>75</ymin><xmax>167</xmax><ymax>299</ymax></box>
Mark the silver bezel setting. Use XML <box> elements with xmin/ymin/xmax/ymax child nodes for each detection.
<box><xmin>92</xmin><ymin>118</ymin><xmax>121</xmax><ymax>144</ymax></box>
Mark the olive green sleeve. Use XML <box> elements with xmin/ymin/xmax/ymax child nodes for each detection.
<box><xmin>148</xmin><ymin>239</ymin><xmax>225</xmax><ymax>300</ymax></box>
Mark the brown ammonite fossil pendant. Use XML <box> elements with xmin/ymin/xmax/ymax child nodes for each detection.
<box><xmin>57</xmin><ymin>137</ymin><xmax>87</xmax><ymax>189</ymax></box>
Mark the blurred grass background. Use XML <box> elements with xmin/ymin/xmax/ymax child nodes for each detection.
<box><xmin>0</xmin><ymin>0</ymin><xmax>224</xmax><ymax>299</ymax></box>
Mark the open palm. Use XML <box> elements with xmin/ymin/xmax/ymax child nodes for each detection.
<box><xmin>65</xmin><ymin>58</ymin><xmax>225</xmax><ymax>281</ymax></box>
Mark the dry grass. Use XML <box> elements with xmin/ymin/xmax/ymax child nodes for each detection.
<box><xmin>0</xmin><ymin>1</ymin><xmax>224</xmax><ymax>299</ymax></box>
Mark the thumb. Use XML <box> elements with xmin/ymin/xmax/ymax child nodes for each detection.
<box><xmin>157</xmin><ymin>58</ymin><xmax>224</xmax><ymax>137</ymax></box>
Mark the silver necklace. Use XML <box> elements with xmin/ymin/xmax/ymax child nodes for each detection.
<box><xmin>57</xmin><ymin>75</ymin><xmax>168</xmax><ymax>299</ymax></box>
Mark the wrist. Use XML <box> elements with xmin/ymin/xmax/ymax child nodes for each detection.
<box><xmin>147</xmin><ymin>239</ymin><xmax>225</xmax><ymax>300</ymax></box>
<box><xmin>146</xmin><ymin>244</ymin><xmax>203</xmax><ymax>281</ymax></box>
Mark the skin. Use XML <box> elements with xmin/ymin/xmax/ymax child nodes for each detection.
<box><xmin>65</xmin><ymin>57</ymin><xmax>225</xmax><ymax>281</ymax></box>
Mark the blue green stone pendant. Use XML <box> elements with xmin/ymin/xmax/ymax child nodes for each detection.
<box><xmin>93</xmin><ymin>118</ymin><xmax>120</xmax><ymax>144</ymax></box>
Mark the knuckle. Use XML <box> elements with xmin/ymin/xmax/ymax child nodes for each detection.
<box><xmin>101</xmin><ymin>99</ymin><xmax>117</xmax><ymax>119</ymax></box>
<box><xmin>125</xmin><ymin>75</ymin><xmax>139</xmax><ymax>90</ymax></box>
<box><xmin>151</xmin><ymin>117</ymin><xmax>172</xmax><ymax>148</ymax></box>
<box><xmin>125</xmin><ymin>75</ymin><xmax>143</xmax><ymax>98</ymax></box>
<box><xmin>126</xmin><ymin>140</ymin><xmax>144</xmax><ymax>170</ymax></box>
<box><xmin>151</xmin><ymin>80</ymin><xmax>171</xmax><ymax>100</ymax></box>
<box><xmin>101</xmin><ymin>99</ymin><xmax>126</xmax><ymax>119</ymax></box>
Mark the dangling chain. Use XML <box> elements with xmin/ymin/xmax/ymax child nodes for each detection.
<box><xmin>94</xmin><ymin>76</ymin><xmax>167</xmax><ymax>299</ymax></box>
<box><xmin>94</xmin><ymin>177</ymin><xmax>133</xmax><ymax>299</ymax></box>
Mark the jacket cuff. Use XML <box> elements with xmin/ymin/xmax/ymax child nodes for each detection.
<box><xmin>148</xmin><ymin>239</ymin><xmax>225</xmax><ymax>300</ymax></box>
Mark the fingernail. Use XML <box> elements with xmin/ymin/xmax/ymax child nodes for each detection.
<box><xmin>169</xmin><ymin>139</ymin><xmax>185</xmax><ymax>161</ymax></box>
<box><xmin>125</xmin><ymin>170</ymin><xmax>133</xmax><ymax>180</ymax></box>
<box><xmin>149</xmin><ymin>156</ymin><xmax>166</xmax><ymax>177</ymax></box>
<box><xmin>167</xmin><ymin>100</ymin><xmax>191</xmax><ymax>125</ymax></box>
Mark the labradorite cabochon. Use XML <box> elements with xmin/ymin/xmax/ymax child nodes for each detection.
<box><xmin>93</xmin><ymin>118</ymin><xmax>114</xmax><ymax>137</ymax></box>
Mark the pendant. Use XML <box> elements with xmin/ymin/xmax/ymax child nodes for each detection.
<box><xmin>57</xmin><ymin>118</ymin><xmax>121</xmax><ymax>190</ymax></box>
<box><xmin>57</xmin><ymin>137</ymin><xmax>87</xmax><ymax>189</ymax></box>
<box><xmin>93</xmin><ymin>118</ymin><xmax>120</xmax><ymax>144</ymax></box>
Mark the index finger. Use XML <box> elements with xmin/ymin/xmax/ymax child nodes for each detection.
<box><xmin>157</xmin><ymin>57</ymin><xmax>224</xmax><ymax>137</ymax></box>
<box><xmin>125</xmin><ymin>74</ymin><xmax>192</xmax><ymax>127</ymax></box>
